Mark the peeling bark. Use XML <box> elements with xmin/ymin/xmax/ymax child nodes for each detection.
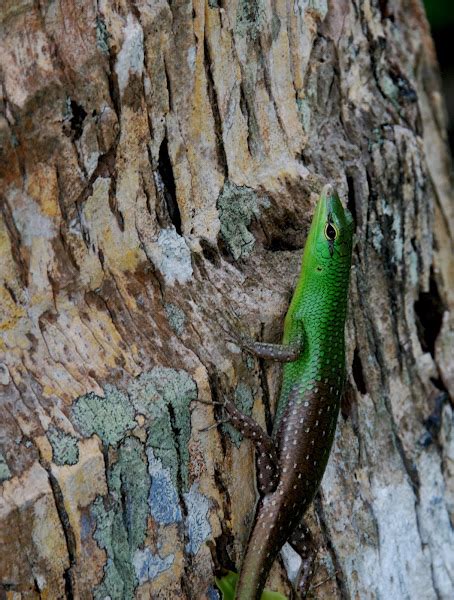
<box><xmin>0</xmin><ymin>1</ymin><xmax>453</xmax><ymax>599</ymax></box>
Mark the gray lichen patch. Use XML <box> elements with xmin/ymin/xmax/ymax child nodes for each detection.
<box><xmin>72</xmin><ymin>385</ymin><xmax>136</xmax><ymax>447</ymax></box>
<box><xmin>115</xmin><ymin>14</ymin><xmax>144</xmax><ymax>96</ymax></box>
<box><xmin>0</xmin><ymin>452</ymin><xmax>11</xmax><ymax>482</ymax></box>
<box><xmin>155</xmin><ymin>228</ymin><xmax>193</xmax><ymax>285</ymax></box>
<box><xmin>92</xmin><ymin>436</ymin><xmax>150</xmax><ymax>600</ymax></box>
<box><xmin>224</xmin><ymin>382</ymin><xmax>255</xmax><ymax>448</ymax></box>
<box><xmin>147</xmin><ymin>448</ymin><xmax>182</xmax><ymax>525</ymax></box>
<box><xmin>184</xmin><ymin>483</ymin><xmax>211</xmax><ymax>555</ymax></box>
<box><xmin>133</xmin><ymin>547</ymin><xmax>175</xmax><ymax>584</ymax></box>
<box><xmin>217</xmin><ymin>181</ymin><xmax>270</xmax><ymax>260</ymax></box>
<box><xmin>47</xmin><ymin>427</ymin><xmax>79</xmax><ymax>466</ymax></box>
<box><xmin>164</xmin><ymin>303</ymin><xmax>186</xmax><ymax>335</ymax></box>
<box><xmin>128</xmin><ymin>368</ymin><xmax>197</xmax><ymax>490</ymax></box>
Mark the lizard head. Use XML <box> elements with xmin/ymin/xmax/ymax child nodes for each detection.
<box><xmin>308</xmin><ymin>183</ymin><xmax>354</xmax><ymax>263</ymax></box>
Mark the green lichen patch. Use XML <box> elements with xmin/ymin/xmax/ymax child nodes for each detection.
<box><xmin>128</xmin><ymin>368</ymin><xmax>197</xmax><ymax>490</ymax></box>
<box><xmin>236</xmin><ymin>0</ymin><xmax>265</xmax><ymax>40</ymax></box>
<box><xmin>164</xmin><ymin>303</ymin><xmax>186</xmax><ymax>335</ymax></box>
<box><xmin>271</xmin><ymin>13</ymin><xmax>281</xmax><ymax>41</ymax></box>
<box><xmin>296</xmin><ymin>98</ymin><xmax>311</xmax><ymax>131</ymax></box>
<box><xmin>92</xmin><ymin>436</ymin><xmax>150</xmax><ymax>600</ymax></box>
<box><xmin>96</xmin><ymin>16</ymin><xmax>110</xmax><ymax>55</ymax></box>
<box><xmin>72</xmin><ymin>385</ymin><xmax>136</xmax><ymax>446</ymax></box>
<box><xmin>224</xmin><ymin>383</ymin><xmax>255</xmax><ymax>448</ymax></box>
<box><xmin>217</xmin><ymin>181</ymin><xmax>269</xmax><ymax>260</ymax></box>
<box><xmin>47</xmin><ymin>427</ymin><xmax>79</xmax><ymax>466</ymax></box>
<box><xmin>0</xmin><ymin>452</ymin><xmax>11</xmax><ymax>482</ymax></box>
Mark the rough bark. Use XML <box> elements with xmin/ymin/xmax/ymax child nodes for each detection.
<box><xmin>0</xmin><ymin>1</ymin><xmax>453</xmax><ymax>599</ymax></box>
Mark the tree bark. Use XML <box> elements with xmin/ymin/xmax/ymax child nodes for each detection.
<box><xmin>0</xmin><ymin>1</ymin><xmax>453</xmax><ymax>599</ymax></box>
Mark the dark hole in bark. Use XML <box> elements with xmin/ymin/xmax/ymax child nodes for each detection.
<box><xmin>158</xmin><ymin>137</ymin><xmax>182</xmax><ymax>235</ymax></box>
<box><xmin>211</xmin><ymin>467</ymin><xmax>236</xmax><ymax>574</ymax></box>
<box><xmin>200</xmin><ymin>239</ymin><xmax>221</xmax><ymax>266</ymax></box>
<box><xmin>352</xmin><ymin>347</ymin><xmax>367</xmax><ymax>394</ymax></box>
<box><xmin>378</xmin><ymin>0</ymin><xmax>394</xmax><ymax>21</ymax></box>
<box><xmin>239</xmin><ymin>83</ymin><xmax>253</xmax><ymax>156</ymax></box>
<box><xmin>203</xmin><ymin>36</ymin><xmax>228</xmax><ymax>177</ymax></box>
<box><xmin>264</xmin><ymin>235</ymin><xmax>304</xmax><ymax>252</ymax></box>
<box><xmin>261</xmin><ymin>212</ymin><xmax>305</xmax><ymax>252</ymax></box>
<box><xmin>341</xmin><ymin>383</ymin><xmax>355</xmax><ymax>419</ymax></box>
<box><xmin>217</xmin><ymin>233</ymin><xmax>235</xmax><ymax>263</ymax></box>
<box><xmin>346</xmin><ymin>175</ymin><xmax>357</xmax><ymax>226</ymax></box>
<box><xmin>69</xmin><ymin>100</ymin><xmax>87</xmax><ymax>141</ymax></box>
<box><xmin>422</xmin><ymin>389</ymin><xmax>448</xmax><ymax>447</ymax></box>
<box><xmin>46</xmin><ymin>470</ymin><xmax>76</xmax><ymax>599</ymax></box>
<box><xmin>414</xmin><ymin>269</ymin><xmax>444</xmax><ymax>357</ymax></box>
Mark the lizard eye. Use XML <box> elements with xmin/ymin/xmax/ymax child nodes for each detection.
<box><xmin>324</xmin><ymin>222</ymin><xmax>338</xmax><ymax>241</ymax></box>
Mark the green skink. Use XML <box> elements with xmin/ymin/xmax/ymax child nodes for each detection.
<box><xmin>216</xmin><ymin>184</ymin><xmax>354</xmax><ymax>599</ymax></box>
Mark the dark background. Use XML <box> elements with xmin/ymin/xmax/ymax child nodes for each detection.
<box><xmin>424</xmin><ymin>0</ymin><xmax>454</xmax><ymax>153</ymax></box>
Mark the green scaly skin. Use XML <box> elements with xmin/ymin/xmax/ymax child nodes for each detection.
<box><xmin>275</xmin><ymin>184</ymin><xmax>354</xmax><ymax>431</ymax></box>
<box><xmin>217</xmin><ymin>184</ymin><xmax>354</xmax><ymax>600</ymax></box>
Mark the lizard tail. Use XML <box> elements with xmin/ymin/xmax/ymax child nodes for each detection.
<box><xmin>215</xmin><ymin>571</ymin><xmax>287</xmax><ymax>600</ymax></box>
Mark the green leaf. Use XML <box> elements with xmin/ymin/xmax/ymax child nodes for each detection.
<box><xmin>215</xmin><ymin>571</ymin><xmax>287</xmax><ymax>600</ymax></box>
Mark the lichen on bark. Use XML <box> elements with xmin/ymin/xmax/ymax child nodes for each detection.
<box><xmin>0</xmin><ymin>0</ymin><xmax>453</xmax><ymax>598</ymax></box>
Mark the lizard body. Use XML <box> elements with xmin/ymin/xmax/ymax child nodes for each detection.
<box><xmin>217</xmin><ymin>184</ymin><xmax>354</xmax><ymax>599</ymax></box>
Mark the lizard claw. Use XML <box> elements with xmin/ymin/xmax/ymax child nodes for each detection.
<box><xmin>195</xmin><ymin>396</ymin><xmax>231</xmax><ymax>433</ymax></box>
<box><xmin>192</xmin><ymin>398</ymin><xmax>225</xmax><ymax>407</ymax></box>
<box><xmin>198</xmin><ymin>419</ymin><xmax>230</xmax><ymax>433</ymax></box>
<box><xmin>216</xmin><ymin>305</ymin><xmax>254</xmax><ymax>349</ymax></box>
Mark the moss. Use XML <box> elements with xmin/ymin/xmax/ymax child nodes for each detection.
<box><xmin>164</xmin><ymin>302</ymin><xmax>186</xmax><ymax>335</ymax></box>
<box><xmin>224</xmin><ymin>382</ymin><xmax>255</xmax><ymax>448</ymax></box>
<box><xmin>128</xmin><ymin>368</ymin><xmax>197</xmax><ymax>490</ymax></box>
<box><xmin>92</xmin><ymin>436</ymin><xmax>150</xmax><ymax>599</ymax></box>
<box><xmin>0</xmin><ymin>452</ymin><xmax>11</xmax><ymax>482</ymax></box>
<box><xmin>236</xmin><ymin>0</ymin><xmax>265</xmax><ymax>40</ymax></box>
<box><xmin>47</xmin><ymin>427</ymin><xmax>80</xmax><ymax>466</ymax></box>
<box><xmin>72</xmin><ymin>385</ymin><xmax>136</xmax><ymax>446</ymax></box>
<box><xmin>217</xmin><ymin>181</ymin><xmax>269</xmax><ymax>260</ymax></box>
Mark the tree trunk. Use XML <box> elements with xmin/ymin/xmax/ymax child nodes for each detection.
<box><xmin>1</xmin><ymin>1</ymin><xmax>453</xmax><ymax>598</ymax></box>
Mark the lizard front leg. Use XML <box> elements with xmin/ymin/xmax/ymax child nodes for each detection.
<box><xmin>222</xmin><ymin>317</ymin><xmax>304</xmax><ymax>362</ymax></box>
<box><xmin>235</xmin><ymin>335</ymin><xmax>301</xmax><ymax>362</ymax></box>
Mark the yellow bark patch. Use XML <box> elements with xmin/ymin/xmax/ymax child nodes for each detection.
<box><xmin>0</xmin><ymin>287</ymin><xmax>26</xmax><ymax>332</ymax></box>
<box><xmin>26</xmin><ymin>164</ymin><xmax>60</xmax><ymax>219</ymax></box>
